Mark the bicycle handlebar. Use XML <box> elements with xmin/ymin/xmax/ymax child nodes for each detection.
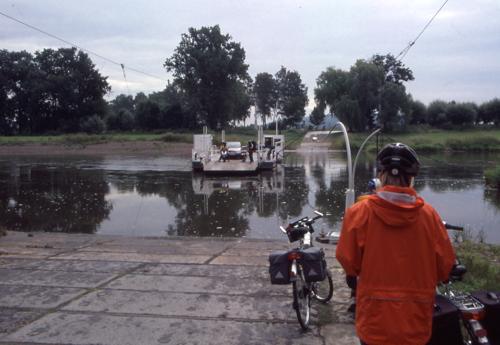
<box><xmin>443</xmin><ymin>222</ymin><xmax>464</xmax><ymax>231</ymax></box>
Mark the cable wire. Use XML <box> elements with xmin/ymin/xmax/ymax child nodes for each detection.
<box><xmin>396</xmin><ymin>0</ymin><xmax>450</xmax><ymax>60</ymax></box>
<box><xmin>0</xmin><ymin>10</ymin><xmax>169</xmax><ymax>83</ymax></box>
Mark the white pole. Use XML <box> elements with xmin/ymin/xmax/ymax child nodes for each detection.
<box><xmin>329</xmin><ymin>122</ymin><xmax>354</xmax><ymax>210</ymax></box>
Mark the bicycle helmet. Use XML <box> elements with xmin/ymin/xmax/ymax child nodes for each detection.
<box><xmin>376</xmin><ymin>143</ymin><xmax>420</xmax><ymax>176</ymax></box>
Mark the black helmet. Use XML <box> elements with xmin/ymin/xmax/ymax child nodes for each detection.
<box><xmin>376</xmin><ymin>143</ymin><xmax>420</xmax><ymax>176</ymax></box>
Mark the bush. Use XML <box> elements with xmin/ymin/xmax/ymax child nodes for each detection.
<box><xmin>485</xmin><ymin>166</ymin><xmax>500</xmax><ymax>188</ymax></box>
<box><xmin>106</xmin><ymin>109</ymin><xmax>135</xmax><ymax>131</ymax></box>
<box><xmin>80</xmin><ymin>115</ymin><xmax>106</xmax><ymax>134</ymax></box>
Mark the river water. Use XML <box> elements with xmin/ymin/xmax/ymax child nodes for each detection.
<box><xmin>0</xmin><ymin>151</ymin><xmax>498</xmax><ymax>244</ymax></box>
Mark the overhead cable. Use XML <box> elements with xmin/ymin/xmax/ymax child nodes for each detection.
<box><xmin>0</xmin><ymin>10</ymin><xmax>168</xmax><ymax>83</ymax></box>
<box><xmin>396</xmin><ymin>0</ymin><xmax>450</xmax><ymax>60</ymax></box>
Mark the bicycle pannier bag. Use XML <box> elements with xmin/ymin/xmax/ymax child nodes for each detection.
<box><xmin>471</xmin><ymin>291</ymin><xmax>500</xmax><ymax>345</ymax></box>
<box><xmin>298</xmin><ymin>247</ymin><xmax>326</xmax><ymax>282</ymax></box>
<box><xmin>268</xmin><ymin>250</ymin><xmax>291</xmax><ymax>284</ymax></box>
<box><xmin>427</xmin><ymin>294</ymin><xmax>463</xmax><ymax>345</ymax></box>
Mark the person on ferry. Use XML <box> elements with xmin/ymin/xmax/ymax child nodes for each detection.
<box><xmin>218</xmin><ymin>142</ymin><xmax>228</xmax><ymax>162</ymax></box>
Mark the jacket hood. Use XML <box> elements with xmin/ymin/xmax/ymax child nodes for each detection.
<box><xmin>367</xmin><ymin>185</ymin><xmax>425</xmax><ymax>228</ymax></box>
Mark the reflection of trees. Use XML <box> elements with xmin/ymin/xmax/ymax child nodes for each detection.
<box><xmin>277</xmin><ymin>166</ymin><xmax>309</xmax><ymax>220</ymax></box>
<box><xmin>484</xmin><ymin>188</ymin><xmax>500</xmax><ymax>212</ymax></box>
<box><xmin>0</xmin><ymin>167</ymin><xmax>111</xmax><ymax>233</ymax></box>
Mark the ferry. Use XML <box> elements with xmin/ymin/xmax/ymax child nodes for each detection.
<box><xmin>192</xmin><ymin>126</ymin><xmax>284</xmax><ymax>174</ymax></box>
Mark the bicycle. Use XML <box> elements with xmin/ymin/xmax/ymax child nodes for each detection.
<box><xmin>433</xmin><ymin>222</ymin><xmax>491</xmax><ymax>345</ymax></box>
<box><xmin>278</xmin><ymin>211</ymin><xmax>334</xmax><ymax>330</ymax></box>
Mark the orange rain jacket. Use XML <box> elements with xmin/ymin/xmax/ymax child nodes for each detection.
<box><xmin>336</xmin><ymin>185</ymin><xmax>455</xmax><ymax>345</ymax></box>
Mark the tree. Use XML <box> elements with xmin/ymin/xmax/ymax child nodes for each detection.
<box><xmin>253</xmin><ymin>72</ymin><xmax>277</xmax><ymax>127</ymax></box>
<box><xmin>275</xmin><ymin>66</ymin><xmax>308</xmax><ymax>127</ymax></box>
<box><xmin>479</xmin><ymin>99</ymin><xmax>500</xmax><ymax>125</ymax></box>
<box><xmin>371</xmin><ymin>54</ymin><xmax>414</xmax><ymax>85</ymax></box>
<box><xmin>446</xmin><ymin>102</ymin><xmax>476</xmax><ymax>126</ymax></box>
<box><xmin>427</xmin><ymin>100</ymin><xmax>448</xmax><ymax>127</ymax></box>
<box><xmin>164</xmin><ymin>25</ymin><xmax>251</xmax><ymax>129</ymax></box>
<box><xmin>314</xmin><ymin>55</ymin><xmax>413</xmax><ymax>132</ymax></box>
<box><xmin>378</xmin><ymin>82</ymin><xmax>410</xmax><ymax>131</ymax></box>
<box><xmin>309</xmin><ymin>106</ymin><xmax>325</xmax><ymax>126</ymax></box>
<box><xmin>110</xmin><ymin>94</ymin><xmax>135</xmax><ymax>114</ymax></box>
<box><xmin>33</xmin><ymin>48</ymin><xmax>110</xmax><ymax>133</ymax></box>
<box><xmin>409</xmin><ymin>99</ymin><xmax>427</xmax><ymax>125</ymax></box>
<box><xmin>135</xmin><ymin>100</ymin><xmax>161</xmax><ymax>130</ymax></box>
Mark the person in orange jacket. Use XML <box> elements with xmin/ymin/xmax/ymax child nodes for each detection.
<box><xmin>336</xmin><ymin>143</ymin><xmax>455</xmax><ymax>345</ymax></box>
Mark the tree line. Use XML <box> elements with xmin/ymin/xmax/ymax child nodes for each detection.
<box><xmin>1</xmin><ymin>25</ymin><xmax>499</xmax><ymax>135</ymax></box>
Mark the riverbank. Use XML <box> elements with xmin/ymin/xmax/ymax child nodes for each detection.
<box><xmin>0</xmin><ymin>231</ymin><xmax>355</xmax><ymax>345</ymax></box>
<box><xmin>330</xmin><ymin>128</ymin><xmax>500</xmax><ymax>152</ymax></box>
<box><xmin>0</xmin><ymin>129</ymin><xmax>306</xmax><ymax>155</ymax></box>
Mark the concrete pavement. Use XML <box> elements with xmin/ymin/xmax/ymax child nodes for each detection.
<box><xmin>0</xmin><ymin>231</ymin><xmax>357</xmax><ymax>345</ymax></box>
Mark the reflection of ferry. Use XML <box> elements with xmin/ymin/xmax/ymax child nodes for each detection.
<box><xmin>192</xmin><ymin>169</ymin><xmax>284</xmax><ymax>195</ymax></box>
<box><xmin>192</xmin><ymin>126</ymin><xmax>284</xmax><ymax>174</ymax></box>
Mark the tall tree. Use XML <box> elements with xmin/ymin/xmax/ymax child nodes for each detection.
<box><xmin>33</xmin><ymin>48</ymin><xmax>110</xmax><ymax>133</ymax></box>
<box><xmin>253</xmin><ymin>72</ymin><xmax>277</xmax><ymax>127</ymax></box>
<box><xmin>164</xmin><ymin>25</ymin><xmax>251</xmax><ymax>129</ymax></box>
<box><xmin>275</xmin><ymin>66</ymin><xmax>308</xmax><ymax>127</ymax></box>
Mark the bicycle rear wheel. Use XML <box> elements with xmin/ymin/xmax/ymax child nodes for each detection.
<box><xmin>293</xmin><ymin>269</ymin><xmax>310</xmax><ymax>330</ymax></box>
<box><xmin>312</xmin><ymin>269</ymin><xmax>333</xmax><ymax>303</ymax></box>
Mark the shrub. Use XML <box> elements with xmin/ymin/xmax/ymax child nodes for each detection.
<box><xmin>80</xmin><ymin>115</ymin><xmax>106</xmax><ymax>134</ymax></box>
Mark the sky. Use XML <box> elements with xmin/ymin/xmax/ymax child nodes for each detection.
<box><xmin>1</xmin><ymin>0</ymin><xmax>500</xmax><ymax>111</ymax></box>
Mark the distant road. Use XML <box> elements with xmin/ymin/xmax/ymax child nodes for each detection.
<box><xmin>298</xmin><ymin>130</ymin><xmax>342</xmax><ymax>151</ymax></box>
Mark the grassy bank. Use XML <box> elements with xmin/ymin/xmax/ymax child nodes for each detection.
<box><xmin>330</xmin><ymin>128</ymin><xmax>500</xmax><ymax>152</ymax></box>
<box><xmin>454</xmin><ymin>240</ymin><xmax>500</xmax><ymax>292</ymax></box>
<box><xmin>485</xmin><ymin>166</ymin><xmax>500</xmax><ymax>188</ymax></box>
<box><xmin>0</xmin><ymin>129</ymin><xmax>306</xmax><ymax>150</ymax></box>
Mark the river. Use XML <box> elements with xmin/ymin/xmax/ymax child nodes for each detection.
<box><xmin>0</xmin><ymin>151</ymin><xmax>498</xmax><ymax>244</ymax></box>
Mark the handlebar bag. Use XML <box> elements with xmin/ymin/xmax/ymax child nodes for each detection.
<box><xmin>471</xmin><ymin>291</ymin><xmax>500</xmax><ymax>344</ymax></box>
<box><xmin>268</xmin><ymin>250</ymin><xmax>291</xmax><ymax>285</ymax></box>
<box><xmin>298</xmin><ymin>247</ymin><xmax>326</xmax><ymax>282</ymax></box>
<box><xmin>427</xmin><ymin>294</ymin><xmax>463</xmax><ymax>345</ymax></box>
<box><xmin>287</xmin><ymin>227</ymin><xmax>308</xmax><ymax>243</ymax></box>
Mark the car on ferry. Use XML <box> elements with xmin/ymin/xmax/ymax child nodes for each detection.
<box><xmin>226</xmin><ymin>141</ymin><xmax>244</xmax><ymax>159</ymax></box>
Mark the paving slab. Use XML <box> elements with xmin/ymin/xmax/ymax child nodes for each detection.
<box><xmin>3</xmin><ymin>312</ymin><xmax>324</xmax><ymax>345</ymax></box>
<box><xmin>0</xmin><ymin>308</ymin><xmax>45</xmax><ymax>335</ymax></box>
<box><xmin>51</xmin><ymin>252</ymin><xmax>211</xmax><ymax>264</ymax></box>
<box><xmin>77</xmin><ymin>242</ymin><xmax>229</xmax><ymax>255</ymax></box>
<box><xmin>0</xmin><ymin>285</ymin><xmax>85</xmax><ymax>309</ymax></box>
<box><xmin>137</xmin><ymin>263</ymin><xmax>269</xmax><ymax>280</ymax></box>
<box><xmin>210</xmin><ymin>255</ymin><xmax>268</xmax><ymax>266</ymax></box>
<box><xmin>321</xmin><ymin>323</ymin><xmax>359</xmax><ymax>345</ymax></box>
<box><xmin>0</xmin><ymin>258</ymin><xmax>41</xmax><ymax>269</ymax></box>
<box><xmin>0</xmin><ymin>269</ymin><xmax>116</xmax><ymax>288</ymax></box>
<box><xmin>12</xmin><ymin>259</ymin><xmax>144</xmax><ymax>273</ymax></box>
<box><xmin>107</xmin><ymin>274</ymin><xmax>289</xmax><ymax>296</ymax></box>
<box><xmin>63</xmin><ymin>289</ymin><xmax>296</xmax><ymax>321</ymax></box>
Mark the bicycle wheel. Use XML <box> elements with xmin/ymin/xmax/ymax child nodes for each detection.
<box><xmin>312</xmin><ymin>269</ymin><xmax>333</xmax><ymax>303</ymax></box>
<box><xmin>292</xmin><ymin>268</ymin><xmax>310</xmax><ymax>330</ymax></box>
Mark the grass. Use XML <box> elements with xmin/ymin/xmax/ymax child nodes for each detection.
<box><xmin>453</xmin><ymin>240</ymin><xmax>500</xmax><ymax>292</ymax></box>
<box><xmin>485</xmin><ymin>166</ymin><xmax>500</xmax><ymax>188</ymax></box>
<box><xmin>0</xmin><ymin>129</ymin><xmax>307</xmax><ymax>149</ymax></box>
<box><xmin>329</xmin><ymin>128</ymin><xmax>500</xmax><ymax>152</ymax></box>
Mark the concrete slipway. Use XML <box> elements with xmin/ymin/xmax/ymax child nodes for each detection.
<box><xmin>0</xmin><ymin>231</ymin><xmax>357</xmax><ymax>345</ymax></box>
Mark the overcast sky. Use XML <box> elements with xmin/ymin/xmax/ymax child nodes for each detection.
<box><xmin>1</xmin><ymin>0</ymin><xmax>499</xmax><ymax>110</ymax></box>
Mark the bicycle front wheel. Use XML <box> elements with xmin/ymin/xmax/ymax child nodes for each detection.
<box><xmin>312</xmin><ymin>269</ymin><xmax>334</xmax><ymax>303</ymax></box>
<box><xmin>293</xmin><ymin>269</ymin><xmax>310</xmax><ymax>330</ymax></box>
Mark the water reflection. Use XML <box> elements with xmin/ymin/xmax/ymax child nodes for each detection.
<box><xmin>0</xmin><ymin>166</ymin><xmax>111</xmax><ymax>233</ymax></box>
<box><xmin>0</xmin><ymin>152</ymin><xmax>498</xmax><ymax>243</ymax></box>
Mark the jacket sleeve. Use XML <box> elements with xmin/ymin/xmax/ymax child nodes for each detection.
<box><xmin>336</xmin><ymin>206</ymin><xmax>364</xmax><ymax>276</ymax></box>
<box><xmin>433</xmin><ymin>212</ymin><xmax>456</xmax><ymax>282</ymax></box>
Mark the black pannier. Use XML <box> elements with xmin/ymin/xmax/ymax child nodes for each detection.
<box><xmin>427</xmin><ymin>294</ymin><xmax>463</xmax><ymax>345</ymax></box>
<box><xmin>298</xmin><ymin>247</ymin><xmax>327</xmax><ymax>282</ymax></box>
<box><xmin>269</xmin><ymin>250</ymin><xmax>291</xmax><ymax>284</ymax></box>
<box><xmin>471</xmin><ymin>291</ymin><xmax>500</xmax><ymax>345</ymax></box>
